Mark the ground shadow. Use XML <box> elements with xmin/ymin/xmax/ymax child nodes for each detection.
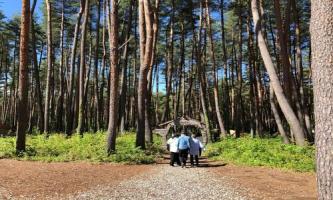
<box><xmin>157</xmin><ymin>162</ymin><xmax>228</xmax><ymax>168</ymax></box>
<box><xmin>159</xmin><ymin>155</ymin><xmax>227</xmax><ymax>168</ymax></box>
<box><xmin>197</xmin><ymin>163</ymin><xmax>227</xmax><ymax>168</ymax></box>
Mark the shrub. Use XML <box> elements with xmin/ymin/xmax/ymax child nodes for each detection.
<box><xmin>205</xmin><ymin>136</ymin><xmax>315</xmax><ymax>172</ymax></box>
<box><xmin>0</xmin><ymin>132</ymin><xmax>163</xmax><ymax>164</ymax></box>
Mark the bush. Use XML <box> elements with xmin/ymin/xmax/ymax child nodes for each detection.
<box><xmin>0</xmin><ymin>132</ymin><xmax>163</xmax><ymax>164</ymax></box>
<box><xmin>205</xmin><ymin>137</ymin><xmax>315</xmax><ymax>172</ymax></box>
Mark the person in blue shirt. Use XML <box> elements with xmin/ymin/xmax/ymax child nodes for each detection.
<box><xmin>178</xmin><ymin>130</ymin><xmax>190</xmax><ymax>168</ymax></box>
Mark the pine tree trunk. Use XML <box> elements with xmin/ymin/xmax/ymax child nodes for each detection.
<box><xmin>11</xmin><ymin>39</ymin><xmax>18</xmax><ymax>129</ymax></box>
<box><xmin>66</xmin><ymin>0</ymin><xmax>85</xmax><ymax>135</ymax></box>
<box><xmin>251</xmin><ymin>0</ymin><xmax>306</xmax><ymax>146</ymax></box>
<box><xmin>30</xmin><ymin>0</ymin><xmax>44</xmax><ymax>132</ymax></box>
<box><xmin>270</xmin><ymin>83</ymin><xmax>290</xmax><ymax>144</ymax></box>
<box><xmin>55</xmin><ymin>0</ymin><xmax>65</xmax><ymax>132</ymax></box>
<box><xmin>292</xmin><ymin>0</ymin><xmax>313</xmax><ymax>143</ymax></box>
<box><xmin>136</xmin><ymin>0</ymin><xmax>146</xmax><ymax>148</ymax></box>
<box><xmin>136</xmin><ymin>0</ymin><xmax>154</xmax><ymax>148</ymax></box>
<box><xmin>273</xmin><ymin>0</ymin><xmax>293</xmax><ymax>103</ymax></box>
<box><xmin>99</xmin><ymin>1</ymin><xmax>107</xmax><ymax>129</ymax></box>
<box><xmin>107</xmin><ymin>0</ymin><xmax>120</xmax><ymax>153</ymax></box>
<box><xmin>44</xmin><ymin>0</ymin><xmax>53</xmax><ymax>136</ymax></box>
<box><xmin>145</xmin><ymin>0</ymin><xmax>159</xmax><ymax>144</ymax></box>
<box><xmin>310</xmin><ymin>0</ymin><xmax>333</xmax><ymax>198</ymax></box>
<box><xmin>77</xmin><ymin>0</ymin><xmax>89</xmax><ymax>135</ymax></box>
<box><xmin>231</xmin><ymin>32</ymin><xmax>236</xmax><ymax>130</ymax></box>
<box><xmin>162</xmin><ymin>0</ymin><xmax>174</xmax><ymax>122</ymax></box>
<box><xmin>119</xmin><ymin>0</ymin><xmax>135</xmax><ymax>133</ymax></box>
<box><xmin>155</xmin><ymin>63</ymin><xmax>159</xmax><ymax>124</ymax></box>
<box><xmin>16</xmin><ymin>0</ymin><xmax>30</xmax><ymax>151</ymax></box>
<box><xmin>94</xmin><ymin>0</ymin><xmax>102</xmax><ymax>131</ymax></box>
<box><xmin>178</xmin><ymin>18</ymin><xmax>185</xmax><ymax>117</ymax></box>
<box><xmin>235</xmin><ymin>0</ymin><xmax>244</xmax><ymax>136</ymax></box>
<box><xmin>205</xmin><ymin>0</ymin><xmax>227</xmax><ymax>138</ymax></box>
<box><xmin>130</xmin><ymin>17</ymin><xmax>138</xmax><ymax>129</ymax></box>
<box><xmin>83</xmin><ymin>41</ymin><xmax>93</xmax><ymax>130</ymax></box>
<box><xmin>190</xmin><ymin>0</ymin><xmax>211</xmax><ymax>143</ymax></box>
<box><xmin>247</xmin><ymin>5</ymin><xmax>257</xmax><ymax>137</ymax></box>
<box><xmin>220</xmin><ymin>0</ymin><xmax>230</xmax><ymax>132</ymax></box>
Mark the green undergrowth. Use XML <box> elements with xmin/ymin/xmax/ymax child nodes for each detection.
<box><xmin>205</xmin><ymin>136</ymin><xmax>315</xmax><ymax>172</ymax></box>
<box><xmin>0</xmin><ymin>132</ymin><xmax>163</xmax><ymax>164</ymax></box>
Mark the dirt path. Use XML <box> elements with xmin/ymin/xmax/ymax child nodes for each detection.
<box><xmin>0</xmin><ymin>159</ymin><xmax>152</xmax><ymax>199</ymax></box>
<box><xmin>210</xmin><ymin>163</ymin><xmax>317</xmax><ymax>200</ymax></box>
<box><xmin>0</xmin><ymin>158</ymin><xmax>316</xmax><ymax>200</ymax></box>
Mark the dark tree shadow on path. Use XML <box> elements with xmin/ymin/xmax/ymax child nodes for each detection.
<box><xmin>158</xmin><ymin>155</ymin><xmax>227</xmax><ymax>168</ymax></box>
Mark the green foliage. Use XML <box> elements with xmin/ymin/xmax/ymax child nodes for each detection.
<box><xmin>0</xmin><ymin>132</ymin><xmax>163</xmax><ymax>164</ymax></box>
<box><xmin>205</xmin><ymin>137</ymin><xmax>315</xmax><ymax>172</ymax></box>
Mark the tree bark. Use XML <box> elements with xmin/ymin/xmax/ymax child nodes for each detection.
<box><xmin>119</xmin><ymin>0</ymin><xmax>135</xmax><ymax>133</ymax></box>
<box><xmin>77</xmin><ymin>0</ymin><xmax>90</xmax><ymax>135</ymax></box>
<box><xmin>162</xmin><ymin>0</ymin><xmax>174</xmax><ymax>122</ymax></box>
<box><xmin>251</xmin><ymin>0</ymin><xmax>306</xmax><ymax>146</ymax></box>
<box><xmin>205</xmin><ymin>0</ymin><xmax>227</xmax><ymax>138</ymax></box>
<box><xmin>235</xmin><ymin>0</ymin><xmax>244</xmax><ymax>137</ymax></box>
<box><xmin>176</xmin><ymin>18</ymin><xmax>185</xmax><ymax>117</ymax></box>
<box><xmin>107</xmin><ymin>0</ymin><xmax>120</xmax><ymax>153</ymax></box>
<box><xmin>145</xmin><ymin>0</ymin><xmax>159</xmax><ymax>144</ymax></box>
<box><xmin>273</xmin><ymin>0</ymin><xmax>293</xmax><ymax>102</ymax></box>
<box><xmin>136</xmin><ymin>0</ymin><xmax>146</xmax><ymax>148</ymax></box>
<box><xmin>291</xmin><ymin>0</ymin><xmax>313</xmax><ymax>142</ymax></box>
<box><xmin>310</xmin><ymin>0</ymin><xmax>333</xmax><ymax>198</ymax></box>
<box><xmin>30</xmin><ymin>0</ymin><xmax>44</xmax><ymax>132</ymax></box>
<box><xmin>16</xmin><ymin>0</ymin><xmax>30</xmax><ymax>151</ymax></box>
<box><xmin>99</xmin><ymin>0</ymin><xmax>107</xmax><ymax>129</ymax></box>
<box><xmin>247</xmin><ymin>4</ymin><xmax>257</xmax><ymax>137</ymax></box>
<box><xmin>219</xmin><ymin>0</ymin><xmax>230</xmax><ymax>132</ymax></box>
<box><xmin>136</xmin><ymin>0</ymin><xmax>153</xmax><ymax>148</ymax></box>
<box><xmin>66</xmin><ymin>0</ymin><xmax>85</xmax><ymax>135</ymax></box>
<box><xmin>270</xmin><ymin>83</ymin><xmax>290</xmax><ymax>144</ymax></box>
<box><xmin>55</xmin><ymin>0</ymin><xmax>65</xmax><ymax>132</ymax></box>
<box><xmin>44</xmin><ymin>0</ymin><xmax>53</xmax><ymax>136</ymax></box>
<box><xmin>94</xmin><ymin>0</ymin><xmax>102</xmax><ymax>131</ymax></box>
<box><xmin>190</xmin><ymin>0</ymin><xmax>211</xmax><ymax>143</ymax></box>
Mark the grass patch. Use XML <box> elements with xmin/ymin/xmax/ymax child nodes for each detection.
<box><xmin>205</xmin><ymin>136</ymin><xmax>315</xmax><ymax>172</ymax></box>
<box><xmin>0</xmin><ymin>132</ymin><xmax>163</xmax><ymax>164</ymax></box>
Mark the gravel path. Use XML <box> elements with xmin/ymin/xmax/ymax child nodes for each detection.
<box><xmin>69</xmin><ymin>165</ymin><xmax>251</xmax><ymax>200</ymax></box>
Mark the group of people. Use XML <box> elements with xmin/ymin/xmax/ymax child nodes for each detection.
<box><xmin>167</xmin><ymin>130</ymin><xmax>204</xmax><ymax>168</ymax></box>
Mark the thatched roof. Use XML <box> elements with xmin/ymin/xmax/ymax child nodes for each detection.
<box><xmin>153</xmin><ymin>117</ymin><xmax>207</xmax><ymax>145</ymax></box>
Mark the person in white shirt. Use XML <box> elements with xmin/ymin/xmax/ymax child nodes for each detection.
<box><xmin>167</xmin><ymin>134</ymin><xmax>181</xmax><ymax>166</ymax></box>
<box><xmin>189</xmin><ymin>133</ymin><xmax>204</xmax><ymax>167</ymax></box>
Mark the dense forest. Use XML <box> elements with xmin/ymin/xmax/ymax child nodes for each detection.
<box><xmin>0</xmin><ymin>0</ymin><xmax>332</xmax><ymax>198</ymax></box>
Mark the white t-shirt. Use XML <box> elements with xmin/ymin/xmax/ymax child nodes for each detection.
<box><xmin>167</xmin><ymin>137</ymin><xmax>179</xmax><ymax>153</ymax></box>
